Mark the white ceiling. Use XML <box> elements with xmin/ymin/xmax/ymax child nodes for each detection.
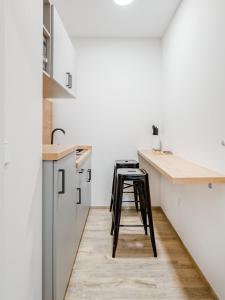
<box><xmin>53</xmin><ymin>0</ymin><xmax>182</xmax><ymax>38</ymax></box>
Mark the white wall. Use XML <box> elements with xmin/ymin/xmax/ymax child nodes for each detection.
<box><xmin>0</xmin><ymin>0</ymin><xmax>4</xmax><ymax>193</ymax></box>
<box><xmin>1</xmin><ymin>1</ymin><xmax>42</xmax><ymax>300</ymax></box>
<box><xmin>54</xmin><ymin>38</ymin><xmax>162</xmax><ymax>206</ymax></box>
<box><xmin>161</xmin><ymin>0</ymin><xmax>225</xmax><ymax>298</ymax></box>
<box><xmin>0</xmin><ymin>0</ymin><xmax>5</xmax><ymax>298</ymax></box>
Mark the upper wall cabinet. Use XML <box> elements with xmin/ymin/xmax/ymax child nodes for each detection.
<box><xmin>43</xmin><ymin>1</ymin><xmax>76</xmax><ymax>99</ymax></box>
<box><xmin>52</xmin><ymin>7</ymin><xmax>76</xmax><ymax>97</ymax></box>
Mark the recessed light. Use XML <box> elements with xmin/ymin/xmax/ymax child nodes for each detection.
<box><xmin>114</xmin><ymin>0</ymin><xmax>134</xmax><ymax>6</ymax></box>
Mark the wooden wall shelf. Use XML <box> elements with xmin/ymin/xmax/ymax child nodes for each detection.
<box><xmin>138</xmin><ymin>149</ymin><xmax>225</xmax><ymax>184</ymax></box>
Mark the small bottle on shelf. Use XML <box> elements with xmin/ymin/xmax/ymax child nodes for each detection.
<box><xmin>152</xmin><ymin>125</ymin><xmax>161</xmax><ymax>151</ymax></box>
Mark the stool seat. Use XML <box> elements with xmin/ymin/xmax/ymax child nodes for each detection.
<box><xmin>117</xmin><ymin>168</ymin><xmax>145</xmax><ymax>177</ymax></box>
<box><xmin>115</xmin><ymin>160</ymin><xmax>139</xmax><ymax>168</ymax></box>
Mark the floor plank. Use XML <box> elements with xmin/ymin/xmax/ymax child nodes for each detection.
<box><xmin>65</xmin><ymin>208</ymin><xmax>216</xmax><ymax>300</ymax></box>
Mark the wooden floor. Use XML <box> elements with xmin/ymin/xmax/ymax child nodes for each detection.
<box><xmin>65</xmin><ymin>208</ymin><xmax>216</xmax><ymax>300</ymax></box>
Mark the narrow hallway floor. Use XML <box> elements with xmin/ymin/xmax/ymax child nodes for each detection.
<box><xmin>65</xmin><ymin>208</ymin><xmax>216</xmax><ymax>300</ymax></box>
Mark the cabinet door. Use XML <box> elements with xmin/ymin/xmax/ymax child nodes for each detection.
<box><xmin>76</xmin><ymin>169</ymin><xmax>87</xmax><ymax>242</ymax></box>
<box><xmin>53</xmin><ymin>153</ymin><xmax>76</xmax><ymax>300</ymax></box>
<box><xmin>82</xmin><ymin>157</ymin><xmax>92</xmax><ymax>208</ymax></box>
<box><xmin>83</xmin><ymin>168</ymin><xmax>90</xmax><ymax>218</ymax></box>
<box><xmin>52</xmin><ymin>6</ymin><xmax>75</xmax><ymax>95</ymax></box>
<box><xmin>86</xmin><ymin>159</ymin><xmax>92</xmax><ymax>207</ymax></box>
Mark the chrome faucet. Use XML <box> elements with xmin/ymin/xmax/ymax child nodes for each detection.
<box><xmin>51</xmin><ymin>128</ymin><xmax>66</xmax><ymax>144</ymax></box>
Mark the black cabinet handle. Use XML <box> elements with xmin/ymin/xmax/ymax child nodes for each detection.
<box><xmin>58</xmin><ymin>169</ymin><xmax>65</xmax><ymax>194</ymax></box>
<box><xmin>66</xmin><ymin>72</ymin><xmax>72</xmax><ymax>89</ymax></box>
<box><xmin>69</xmin><ymin>73</ymin><xmax>72</xmax><ymax>89</ymax></box>
<box><xmin>77</xmin><ymin>188</ymin><xmax>81</xmax><ymax>204</ymax></box>
<box><xmin>66</xmin><ymin>72</ymin><xmax>70</xmax><ymax>88</ymax></box>
<box><xmin>88</xmin><ymin>169</ymin><xmax>92</xmax><ymax>182</ymax></box>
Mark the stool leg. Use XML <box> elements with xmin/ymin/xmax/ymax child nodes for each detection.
<box><xmin>110</xmin><ymin>167</ymin><xmax>116</xmax><ymax>212</ymax></box>
<box><xmin>138</xmin><ymin>182</ymin><xmax>148</xmax><ymax>235</ymax></box>
<box><xmin>133</xmin><ymin>181</ymin><xmax>139</xmax><ymax>212</ymax></box>
<box><xmin>110</xmin><ymin>206</ymin><xmax>115</xmax><ymax>236</ymax></box>
<box><xmin>144</xmin><ymin>175</ymin><xmax>157</xmax><ymax>257</ymax></box>
<box><xmin>112</xmin><ymin>175</ymin><xmax>123</xmax><ymax>258</ymax></box>
<box><xmin>110</xmin><ymin>171</ymin><xmax>117</xmax><ymax>235</ymax></box>
<box><xmin>111</xmin><ymin>168</ymin><xmax>117</xmax><ymax>235</ymax></box>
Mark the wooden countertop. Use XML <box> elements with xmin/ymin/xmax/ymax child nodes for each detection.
<box><xmin>43</xmin><ymin>144</ymin><xmax>92</xmax><ymax>162</ymax></box>
<box><xmin>138</xmin><ymin>149</ymin><xmax>225</xmax><ymax>184</ymax></box>
<box><xmin>43</xmin><ymin>144</ymin><xmax>77</xmax><ymax>161</ymax></box>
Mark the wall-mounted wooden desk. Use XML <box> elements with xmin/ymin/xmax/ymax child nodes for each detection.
<box><xmin>138</xmin><ymin>149</ymin><xmax>225</xmax><ymax>185</ymax></box>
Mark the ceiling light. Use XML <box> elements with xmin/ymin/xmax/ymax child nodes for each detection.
<box><xmin>114</xmin><ymin>0</ymin><xmax>134</xmax><ymax>6</ymax></box>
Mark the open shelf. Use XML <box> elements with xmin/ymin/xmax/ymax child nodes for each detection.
<box><xmin>43</xmin><ymin>0</ymin><xmax>51</xmax><ymax>75</ymax></box>
<box><xmin>43</xmin><ymin>33</ymin><xmax>51</xmax><ymax>75</ymax></box>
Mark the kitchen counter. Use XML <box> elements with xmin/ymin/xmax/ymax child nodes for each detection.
<box><xmin>43</xmin><ymin>144</ymin><xmax>77</xmax><ymax>161</ymax></box>
<box><xmin>43</xmin><ymin>144</ymin><xmax>92</xmax><ymax>161</ymax></box>
<box><xmin>138</xmin><ymin>149</ymin><xmax>225</xmax><ymax>184</ymax></box>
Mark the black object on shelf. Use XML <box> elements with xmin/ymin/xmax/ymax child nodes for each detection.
<box><xmin>152</xmin><ymin>125</ymin><xmax>159</xmax><ymax>136</ymax></box>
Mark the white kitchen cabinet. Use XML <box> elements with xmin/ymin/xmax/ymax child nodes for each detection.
<box><xmin>43</xmin><ymin>152</ymin><xmax>78</xmax><ymax>300</ymax></box>
<box><xmin>52</xmin><ymin>6</ymin><xmax>76</xmax><ymax>97</ymax></box>
<box><xmin>43</xmin><ymin>152</ymin><xmax>92</xmax><ymax>300</ymax></box>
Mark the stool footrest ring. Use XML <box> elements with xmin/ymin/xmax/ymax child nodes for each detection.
<box><xmin>119</xmin><ymin>224</ymin><xmax>151</xmax><ymax>228</ymax></box>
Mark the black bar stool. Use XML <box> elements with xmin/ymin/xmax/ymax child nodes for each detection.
<box><xmin>111</xmin><ymin>168</ymin><xmax>157</xmax><ymax>258</ymax></box>
<box><xmin>110</xmin><ymin>160</ymin><xmax>139</xmax><ymax>212</ymax></box>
